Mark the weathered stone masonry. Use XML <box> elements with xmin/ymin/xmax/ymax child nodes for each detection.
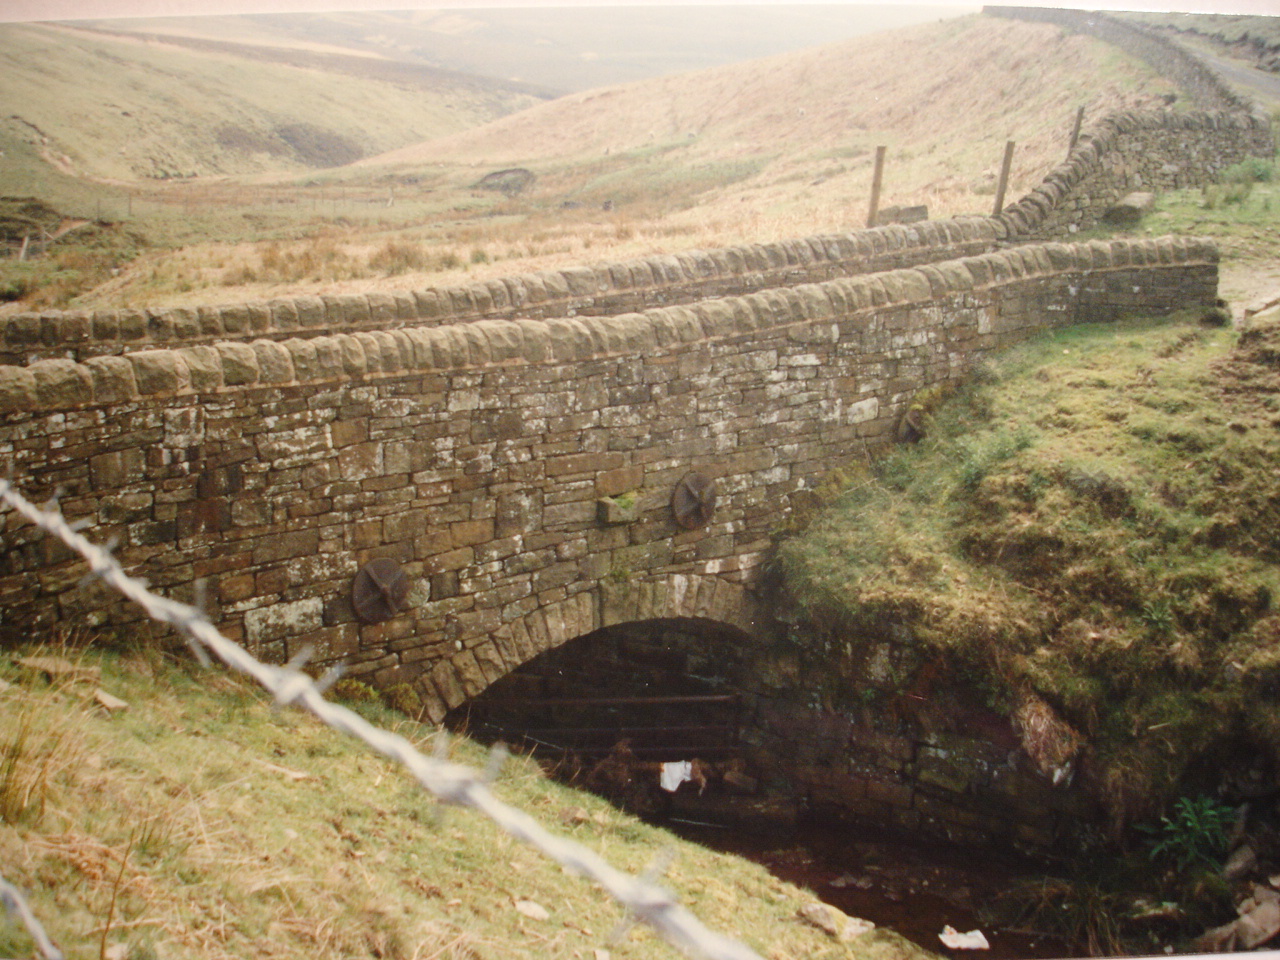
<box><xmin>1</xmin><ymin>6</ymin><xmax>1269</xmax><ymax>843</ymax></box>
<box><xmin>0</xmin><ymin>238</ymin><xmax>1218</xmax><ymax>731</ymax></box>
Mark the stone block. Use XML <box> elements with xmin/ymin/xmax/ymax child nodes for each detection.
<box><xmin>176</xmin><ymin>346</ymin><xmax>223</xmax><ymax>392</ymax></box>
<box><xmin>129</xmin><ymin>351</ymin><xmax>191</xmax><ymax>395</ymax></box>
<box><xmin>55</xmin><ymin>311</ymin><xmax>91</xmax><ymax>344</ymax></box>
<box><xmin>471</xmin><ymin>640</ymin><xmax>508</xmax><ymax>683</ymax></box>
<box><xmin>285</xmin><ymin>340</ymin><xmax>320</xmax><ymax>382</ymax></box>
<box><xmin>338</xmin><ymin>336</ymin><xmax>367</xmax><ymax>377</ymax></box>
<box><xmin>253</xmin><ymin>340</ymin><xmax>295</xmax><ymax>384</ymax></box>
<box><xmin>243</xmin><ymin>597</ymin><xmax>323</xmax><ymax>646</ymax></box>
<box><xmin>30</xmin><ymin>359</ymin><xmax>92</xmax><ymax>407</ymax></box>
<box><xmin>427</xmin><ymin>658</ymin><xmax>467</xmax><ymax>709</ymax></box>
<box><xmin>353</xmin><ymin>333</ymin><xmax>382</xmax><ymax>373</ymax></box>
<box><xmin>252</xmin><ymin>529</ymin><xmax>321</xmax><ymax>564</ymax></box>
<box><xmin>596</xmin><ymin>465</ymin><xmax>644</xmax><ymax>498</ymax></box>
<box><xmin>452</xmin><ymin>649</ymin><xmax>488</xmax><ymax>698</ymax></box>
<box><xmin>88</xmin><ymin>448</ymin><xmax>146</xmax><ymax>489</ymax></box>
<box><xmin>370</xmin><ymin>331</ymin><xmax>402</xmax><ymax>372</ymax></box>
<box><xmin>216</xmin><ymin>342</ymin><xmax>260</xmax><ymax>386</ymax></box>
<box><xmin>88</xmin><ymin>310</ymin><xmax>118</xmax><ymax>340</ymax></box>
<box><xmin>367</xmin><ymin>292</ymin><xmax>396</xmax><ymax>324</ymax></box>
<box><xmin>118</xmin><ymin>309</ymin><xmax>147</xmax><ymax>340</ymax></box>
<box><xmin>451</xmin><ymin>518</ymin><xmax>494</xmax><ymax>548</ymax></box>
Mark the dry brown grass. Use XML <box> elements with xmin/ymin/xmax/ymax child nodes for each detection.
<box><xmin>1</xmin><ymin>643</ymin><xmax>937</xmax><ymax>960</ymax></box>
<box><xmin>58</xmin><ymin>13</ymin><xmax>1180</xmax><ymax>312</ymax></box>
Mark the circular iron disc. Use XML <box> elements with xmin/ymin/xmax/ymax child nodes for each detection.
<box><xmin>352</xmin><ymin>557</ymin><xmax>412</xmax><ymax>624</ymax></box>
<box><xmin>671</xmin><ymin>472</ymin><xmax>717</xmax><ymax>530</ymax></box>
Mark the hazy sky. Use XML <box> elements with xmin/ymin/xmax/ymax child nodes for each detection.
<box><xmin>3</xmin><ymin>0</ymin><xmax>1278</xmax><ymax>23</ymax></box>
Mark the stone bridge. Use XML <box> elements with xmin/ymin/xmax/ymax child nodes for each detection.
<box><xmin>0</xmin><ymin>235</ymin><xmax>1219</xmax><ymax>722</ymax></box>
<box><xmin>0</xmin><ymin>10</ymin><xmax>1272</xmax><ymax>845</ymax></box>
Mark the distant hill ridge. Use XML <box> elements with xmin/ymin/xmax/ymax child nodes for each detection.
<box><xmin>65</xmin><ymin>22</ymin><xmax>560</xmax><ymax>100</ymax></box>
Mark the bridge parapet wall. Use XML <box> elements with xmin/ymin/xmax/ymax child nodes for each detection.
<box><xmin>5</xmin><ymin>106</ymin><xmax>1269</xmax><ymax>364</ymax></box>
<box><xmin>0</xmin><ymin>237</ymin><xmax>1217</xmax><ymax>720</ymax></box>
<box><xmin>0</xmin><ymin>220</ymin><xmax>1001</xmax><ymax>365</ymax></box>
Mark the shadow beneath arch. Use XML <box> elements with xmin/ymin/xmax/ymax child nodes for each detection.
<box><xmin>446</xmin><ymin>616</ymin><xmax>762</xmax><ymax>819</ymax></box>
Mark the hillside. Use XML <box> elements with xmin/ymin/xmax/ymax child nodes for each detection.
<box><xmin>360</xmin><ymin>15</ymin><xmax>1175</xmax><ymax>222</ymax></box>
<box><xmin>0</xmin><ymin>21</ymin><xmax>540</xmax><ymax>182</ymax></box>
<box><xmin>0</xmin><ymin>12</ymin><xmax>1182</xmax><ymax>314</ymax></box>
<box><xmin>0</xmin><ymin>642</ymin><xmax>934</xmax><ymax>960</ymax></box>
<box><xmin>72</xmin><ymin>6</ymin><xmax>966</xmax><ymax>96</ymax></box>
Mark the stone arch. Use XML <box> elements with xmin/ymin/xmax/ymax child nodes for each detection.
<box><xmin>416</xmin><ymin>573</ymin><xmax>763</xmax><ymax>722</ymax></box>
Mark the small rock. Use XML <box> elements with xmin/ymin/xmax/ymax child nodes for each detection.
<box><xmin>94</xmin><ymin>689</ymin><xmax>129</xmax><ymax>713</ymax></box>
<box><xmin>514</xmin><ymin>900</ymin><xmax>550</xmax><ymax>921</ymax></box>
<box><xmin>15</xmin><ymin>655</ymin><xmax>100</xmax><ymax>684</ymax></box>
<box><xmin>1237</xmin><ymin>898</ymin><xmax>1280</xmax><ymax>949</ymax></box>
<box><xmin>940</xmin><ymin>926</ymin><xmax>990</xmax><ymax>950</ymax></box>
<box><xmin>797</xmin><ymin>902</ymin><xmax>874</xmax><ymax>941</ymax></box>
<box><xmin>1224</xmin><ymin>844</ymin><xmax>1258</xmax><ymax>880</ymax></box>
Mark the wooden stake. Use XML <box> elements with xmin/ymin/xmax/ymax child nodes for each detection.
<box><xmin>867</xmin><ymin>145</ymin><xmax>886</xmax><ymax>229</ymax></box>
<box><xmin>1068</xmin><ymin>105</ymin><xmax>1085</xmax><ymax>155</ymax></box>
<box><xmin>993</xmin><ymin>140</ymin><xmax>1015</xmax><ymax>216</ymax></box>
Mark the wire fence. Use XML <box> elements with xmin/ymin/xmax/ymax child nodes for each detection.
<box><xmin>0</xmin><ymin>876</ymin><xmax>63</xmax><ymax>960</ymax></box>
<box><xmin>0</xmin><ymin>479</ymin><xmax>766</xmax><ymax>960</ymax></box>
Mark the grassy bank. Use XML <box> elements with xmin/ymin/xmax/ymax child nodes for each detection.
<box><xmin>0</xmin><ymin>640</ymin><xmax>934</xmax><ymax>960</ymax></box>
<box><xmin>778</xmin><ymin>308</ymin><xmax>1280</xmax><ymax>831</ymax></box>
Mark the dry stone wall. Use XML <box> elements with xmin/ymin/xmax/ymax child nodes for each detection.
<box><xmin>998</xmin><ymin>110</ymin><xmax>1273</xmax><ymax>241</ymax></box>
<box><xmin>5</xmin><ymin>113</ymin><xmax>1266</xmax><ymax>369</ymax></box>
<box><xmin>0</xmin><ymin>237</ymin><xmax>1218</xmax><ymax>727</ymax></box>
<box><xmin>987</xmin><ymin>6</ymin><xmax>1259</xmax><ymax>114</ymax></box>
<box><xmin>985</xmin><ymin>6</ymin><xmax>1274</xmax><ymax>240</ymax></box>
<box><xmin>0</xmin><ymin>221</ymin><xmax>1000</xmax><ymax>366</ymax></box>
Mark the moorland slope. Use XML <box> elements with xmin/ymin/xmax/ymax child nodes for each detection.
<box><xmin>0</xmin><ymin>21</ymin><xmax>541</xmax><ymax>181</ymax></box>
<box><xmin>0</xmin><ymin>11</ymin><xmax>1184</xmax><ymax>313</ymax></box>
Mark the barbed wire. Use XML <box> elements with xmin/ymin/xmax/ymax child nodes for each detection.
<box><xmin>0</xmin><ymin>479</ymin><xmax>766</xmax><ymax>960</ymax></box>
<box><xmin>0</xmin><ymin>876</ymin><xmax>64</xmax><ymax>960</ymax></box>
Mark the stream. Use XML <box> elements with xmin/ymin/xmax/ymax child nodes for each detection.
<box><xmin>657</xmin><ymin>812</ymin><xmax>1073</xmax><ymax>959</ymax></box>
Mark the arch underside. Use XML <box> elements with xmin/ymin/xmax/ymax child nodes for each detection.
<box><xmin>416</xmin><ymin>574</ymin><xmax>760</xmax><ymax>722</ymax></box>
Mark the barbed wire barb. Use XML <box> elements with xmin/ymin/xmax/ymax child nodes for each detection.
<box><xmin>609</xmin><ymin>845</ymin><xmax>679</xmax><ymax>947</ymax></box>
<box><xmin>0</xmin><ymin>478</ymin><xmax>767</xmax><ymax>960</ymax></box>
<box><xmin>482</xmin><ymin>742</ymin><xmax>510</xmax><ymax>784</ymax></box>
<box><xmin>0</xmin><ymin>875</ymin><xmax>64</xmax><ymax>960</ymax></box>
<box><xmin>314</xmin><ymin>663</ymin><xmax>345</xmax><ymax>697</ymax></box>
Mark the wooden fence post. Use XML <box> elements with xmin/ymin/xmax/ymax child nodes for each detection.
<box><xmin>1068</xmin><ymin>105</ymin><xmax>1085</xmax><ymax>155</ymax></box>
<box><xmin>867</xmin><ymin>145</ymin><xmax>886</xmax><ymax>229</ymax></box>
<box><xmin>993</xmin><ymin>140</ymin><xmax>1015</xmax><ymax>216</ymax></box>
